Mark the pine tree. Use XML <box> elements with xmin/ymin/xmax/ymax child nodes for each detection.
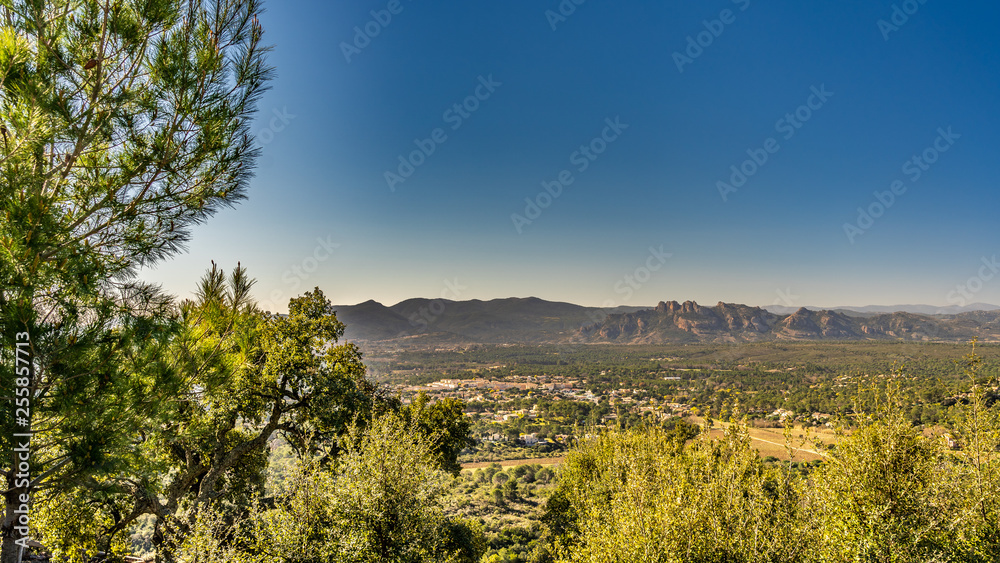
<box><xmin>0</xmin><ymin>1</ymin><xmax>272</xmax><ymax>560</ymax></box>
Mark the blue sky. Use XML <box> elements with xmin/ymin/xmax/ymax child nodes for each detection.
<box><xmin>143</xmin><ymin>0</ymin><xmax>1000</xmax><ymax>312</ymax></box>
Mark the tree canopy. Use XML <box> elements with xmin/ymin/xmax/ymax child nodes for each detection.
<box><xmin>0</xmin><ymin>0</ymin><xmax>272</xmax><ymax>559</ymax></box>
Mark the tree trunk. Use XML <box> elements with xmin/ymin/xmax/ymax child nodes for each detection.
<box><xmin>0</xmin><ymin>468</ymin><xmax>30</xmax><ymax>563</ymax></box>
<box><xmin>2</xmin><ymin>334</ymin><xmax>34</xmax><ymax>563</ymax></box>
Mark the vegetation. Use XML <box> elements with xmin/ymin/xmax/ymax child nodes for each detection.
<box><xmin>445</xmin><ymin>463</ymin><xmax>558</xmax><ymax>563</ymax></box>
<box><xmin>20</xmin><ymin>297</ymin><xmax>1000</xmax><ymax>562</ymax></box>
<box><xmin>0</xmin><ymin>0</ymin><xmax>272</xmax><ymax>560</ymax></box>
<box><xmin>372</xmin><ymin>340</ymin><xmax>1000</xmax><ymax>428</ymax></box>
<box><xmin>161</xmin><ymin>411</ymin><xmax>485</xmax><ymax>563</ymax></box>
<box><xmin>542</xmin><ymin>352</ymin><xmax>1000</xmax><ymax>563</ymax></box>
<box><xmin>4</xmin><ymin>2</ymin><xmax>1000</xmax><ymax>563</ymax></box>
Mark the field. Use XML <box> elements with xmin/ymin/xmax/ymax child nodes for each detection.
<box><xmin>462</xmin><ymin>457</ymin><xmax>566</xmax><ymax>470</ymax></box>
<box><xmin>706</xmin><ymin>420</ymin><xmax>839</xmax><ymax>462</ymax></box>
<box><xmin>462</xmin><ymin>421</ymin><xmax>839</xmax><ymax>469</ymax></box>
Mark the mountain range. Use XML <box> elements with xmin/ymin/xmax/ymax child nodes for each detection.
<box><xmin>764</xmin><ymin>303</ymin><xmax>1000</xmax><ymax>316</ymax></box>
<box><xmin>582</xmin><ymin>301</ymin><xmax>1000</xmax><ymax>344</ymax></box>
<box><xmin>333</xmin><ymin>298</ymin><xmax>1000</xmax><ymax>346</ymax></box>
<box><xmin>333</xmin><ymin>297</ymin><xmax>646</xmax><ymax>344</ymax></box>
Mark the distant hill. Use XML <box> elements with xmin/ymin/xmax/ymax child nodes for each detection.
<box><xmin>583</xmin><ymin>301</ymin><xmax>1000</xmax><ymax>344</ymax></box>
<box><xmin>333</xmin><ymin>297</ymin><xmax>1000</xmax><ymax>346</ymax></box>
<box><xmin>334</xmin><ymin>297</ymin><xmax>646</xmax><ymax>344</ymax></box>
<box><xmin>764</xmin><ymin>303</ymin><xmax>1000</xmax><ymax>316</ymax></box>
<box><xmin>332</xmin><ymin>300</ymin><xmax>413</xmax><ymax>341</ymax></box>
<box><xmin>579</xmin><ymin>301</ymin><xmax>778</xmax><ymax>344</ymax></box>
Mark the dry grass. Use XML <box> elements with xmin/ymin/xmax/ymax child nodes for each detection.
<box><xmin>462</xmin><ymin>456</ymin><xmax>566</xmax><ymax>470</ymax></box>
<box><xmin>461</xmin><ymin>420</ymin><xmax>844</xmax><ymax>470</ymax></box>
<box><xmin>694</xmin><ymin>417</ymin><xmax>840</xmax><ymax>462</ymax></box>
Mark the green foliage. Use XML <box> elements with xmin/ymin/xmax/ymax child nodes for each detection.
<box><xmin>20</xmin><ymin>260</ymin><xmax>484</xmax><ymax>561</ymax></box>
<box><xmin>122</xmin><ymin>331</ymin><xmax>1000</xmax><ymax>563</ymax></box>
<box><xmin>440</xmin><ymin>518</ymin><xmax>488</xmax><ymax>563</ymax></box>
<box><xmin>31</xmin><ymin>487</ymin><xmax>131</xmax><ymax>563</ymax></box>
<box><xmin>162</xmin><ymin>502</ymin><xmax>257</xmax><ymax>563</ymax></box>
<box><xmin>317</xmin><ymin>412</ymin><xmax>462</xmax><ymax>561</ymax></box>
<box><xmin>541</xmin><ymin>347</ymin><xmax>1000</xmax><ymax>563</ymax></box>
<box><xmin>549</xmin><ymin>423</ymin><xmax>806</xmax><ymax>562</ymax></box>
<box><xmin>0</xmin><ymin>0</ymin><xmax>273</xmax><ymax>557</ymax></box>
<box><xmin>142</xmin><ymin>269</ymin><xmax>384</xmax><ymax>552</ymax></box>
<box><xmin>402</xmin><ymin>392</ymin><xmax>474</xmax><ymax>475</ymax></box>
<box><xmin>812</xmin><ymin>389</ymin><xmax>958</xmax><ymax>561</ymax></box>
<box><xmin>443</xmin><ymin>463</ymin><xmax>558</xmax><ymax>563</ymax></box>
<box><xmin>210</xmin><ymin>412</ymin><xmax>485</xmax><ymax>563</ymax></box>
<box><xmin>807</xmin><ymin>362</ymin><xmax>1000</xmax><ymax>562</ymax></box>
<box><xmin>28</xmin><ymin>266</ymin><xmax>386</xmax><ymax>559</ymax></box>
<box><xmin>942</xmin><ymin>344</ymin><xmax>1000</xmax><ymax>559</ymax></box>
<box><xmin>502</xmin><ymin>479</ymin><xmax>519</xmax><ymax>501</ymax></box>
<box><xmin>242</xmin><ymin>459</ymin><xmax>339</xmax><ymax>562</ymax></box>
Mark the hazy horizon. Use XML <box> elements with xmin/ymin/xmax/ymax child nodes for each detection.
<box><xmin>286</xmin><ymin>294</ymin><xmax>1000</xmax><ymax>314</ymax></box>
<box><xmin>142</xmin><ymin>0</ymin><xmax>1000</xmax><ymax>314</ymax></box>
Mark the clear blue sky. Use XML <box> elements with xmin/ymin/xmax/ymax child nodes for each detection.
<box><xmin>143</xmin><ymin>0</ymin><xmax>1000</xmax><ymax>312</ymax></box>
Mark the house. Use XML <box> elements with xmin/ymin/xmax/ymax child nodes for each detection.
<box><xmin>943</xmin><ymin>433</ymin><xmax>959</xmax><ymax>450</ymax></box>
<box><xmin>770</xmin><ymin>408</ymin><xmax>794</xmax><ymax>421</ymax></box>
